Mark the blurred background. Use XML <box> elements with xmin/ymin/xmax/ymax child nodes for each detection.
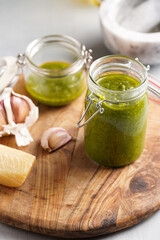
<box><xmin>0</xmin><ymin>0</ymin><xmax>107</xmax><ymax>59</ymax></box>
<box><xmin>0</xmin><ymin>0</ymin><xmax>160</xmax><ymax>75</ymax></box>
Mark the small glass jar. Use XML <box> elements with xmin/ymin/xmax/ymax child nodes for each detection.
<box><xmin>78</xmin><ymin>55</ymin><xmax>150</xmax><ymax>167</ymax></box>
<box><xmin>23</xmin><ymin>35</ymin><xmax>92</xmax><ymax>106</ymax></box>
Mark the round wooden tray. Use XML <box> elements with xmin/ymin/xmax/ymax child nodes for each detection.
<box><xmin>0</xmin><ymin>76</ymin><xmax>160</xmax><ymax>238</ymax></box>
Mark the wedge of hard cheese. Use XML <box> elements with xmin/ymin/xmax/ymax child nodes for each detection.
<box><xmin>0</xmin><ymin>144</ymin><xmax>36</xmax><ymax>187</ymax></box>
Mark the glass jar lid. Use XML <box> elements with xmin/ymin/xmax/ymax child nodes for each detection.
<box><xmin>0</xmin><ymin>56</ymin><xmax>18</xmax><ymax>92</ymax></box>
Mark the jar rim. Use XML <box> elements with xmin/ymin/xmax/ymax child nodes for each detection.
<box><xmin>88</xmin><ymin>55</ymin><xmax>148</xmax><ymax>102</ymax></box>
<box><xmin>25</xmin><ymin>34</ymin><xmax>85</xmax><ymax>77</ymax></box>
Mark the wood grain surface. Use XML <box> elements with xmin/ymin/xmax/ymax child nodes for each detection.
<box><xmin>0</xmin><ymin>75</ymin><xmax>160</xmax><ymax>238</ymax></box>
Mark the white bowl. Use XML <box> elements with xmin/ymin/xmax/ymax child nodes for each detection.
<box><xmin>99</xmin><ymin>0</ymin><xmax>160</xmax><ymax>65</ymax></box>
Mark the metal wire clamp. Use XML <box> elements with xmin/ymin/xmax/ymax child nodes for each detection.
<box><xmin>77</xmin><ymin>93</ymin><xmax>105</xmax><ymax>128</ymax></box>
<box><xmin>17</xmin><ymin>53</ymin><xmax>25</xmax><ymax>74</ymax></box>
<box><xmin>81</xmin><ymin>45</ymin><xmax>93</xmax><ymax>69</ymax></box>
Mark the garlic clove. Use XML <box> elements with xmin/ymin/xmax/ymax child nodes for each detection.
<box><xmin>11</xmin><ymin>95</ymin><xmax>30</xmax><ymax>123</ymax></box>
<box><xmin>41</xmin><ymin>127</ymin><xmax>72</xmax><ymax>152</ymax></box>
<box><xmin>48</xmin><ymin>130</ymin><xmax>72</xmax><ymax>151</ymax></box>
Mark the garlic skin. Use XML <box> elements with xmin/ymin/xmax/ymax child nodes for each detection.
<box><xmin>0</xmin><ymin>88</ymin><xmax>39</xmax><ymax>146</ymax></box>
<box><xmin>0</xmin><ymin>101</ymin><xmax>7</xmax><ymax>131</ymax></box>
<box><xmin>41</xmin><ymin>127</ymin><xmax>72</xmax><ymax>152</ymax></box>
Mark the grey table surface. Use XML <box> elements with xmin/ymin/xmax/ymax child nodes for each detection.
<box><xmin>0</xmin><ymin>0</ymin><xmax>160</xmax><ymax>239</ymax></box>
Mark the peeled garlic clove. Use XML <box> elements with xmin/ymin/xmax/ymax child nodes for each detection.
<box><xmin>41</xmin><ymin>127</ymin><xmax>72</xmax><ymax>152</ymax></box>
<box><xmin>11</xmin><ymin>95</ymin><xmax>30</xmax><ymax>123</ymax></box>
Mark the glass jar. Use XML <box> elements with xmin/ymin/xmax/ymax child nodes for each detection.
<box><xmin>23</xmin><ymin>35</ymin><xmax>92</xmax><ymax>106</ymax></box>
<box><xmin>78</xmin><ymin>55</ymin><xmax>151</xmax><ymax>167</ymax></box>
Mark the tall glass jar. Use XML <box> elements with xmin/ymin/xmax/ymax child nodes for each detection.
<box><xmin>78</xmin><ymin>55</ymin><xmax>149</xmax><ymax>167</ymax></box>
<box><xmin>23</xmin><ymin>35</ymin><xmax>92</xmax><ymax>106</ymax></box>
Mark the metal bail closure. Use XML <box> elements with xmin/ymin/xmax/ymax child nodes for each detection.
<box><xmin>17</xmin><ymin>53</ymin><xmax>26</xmax><ymax>73</ymax></box>
<box><xmin>135</xmin><ymin>58</ymin><xmax>150</xmax><ymax>71</ymax></box>
<box><xmin>81</xmin><ymin>45</ymin><xmax>93</xmax><ymax>69</ymax></box>
<box><xmin>77</xmin><ymin>93</ymin><xmax>104</xmax><ymax>128</ymax></box>
<box><xmin>135</xmin><ymin>58</ymin><xmax>160</xmax><ymax>99</ymax></box>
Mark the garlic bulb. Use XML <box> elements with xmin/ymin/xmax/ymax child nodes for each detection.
<box><xmin>0</xmin><ymin>88</ymin><xmax>39</xmax><ymax>146</ymax></box>
<box><xmin>41</xmin><ymin>127</ymin><xmax>72</xmax><ymax>152</ymax></box>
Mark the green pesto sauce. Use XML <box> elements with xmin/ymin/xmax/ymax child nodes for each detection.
<box><xmin>84</xmin><ymin>74</ymin><xmax>148</xmax><ymax>167</ymax></box>
<box><xmin>98</xmin><ymin>74</ymin><xmax>140</xmax><ymax>91</ymax></box>
<box><xmin>41</xmin><ymin>61</ymin><xmax>70</xmax><ymax>70</ymax></box>
<box><xmin>26</xmin><ymin>61</ymin><xmax>85</xmax><ymax>106</ymax></box>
